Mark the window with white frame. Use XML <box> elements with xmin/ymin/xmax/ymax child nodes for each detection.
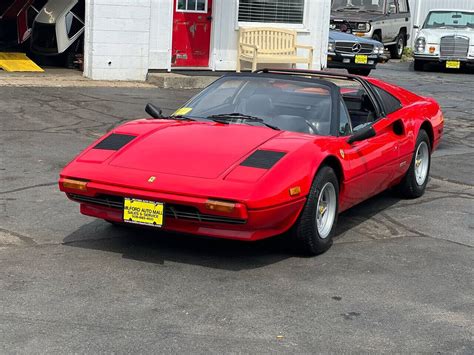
<box><xmin>177</xmin><ymin>0</ymin><xmax>207</xmax><ymax>12</ymax></box>
<box><xmin>238</xmin><ymin>0</ymin><xmax>305</xmax><ymax>24</ymax></box>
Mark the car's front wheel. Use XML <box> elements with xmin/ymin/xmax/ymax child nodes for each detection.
<box><xmin>348</xmin><ymin>68</ymin><xmax>371</xmax><ymax>76</ymax></box>
<box><xmin>396</xmin><ymin>129</ymin><xmax>431</xmax><ymax>198</ymax></box>
<box><xmin>414</xmin><ymin>59</ymin><xmax>424</xmax><ymax>71</ymax></box>
<box><xmin>292</xmin><ymin>166</ymin><xmax>339</xmax><ymax>255</ymax></box>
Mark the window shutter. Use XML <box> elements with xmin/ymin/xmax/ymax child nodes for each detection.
<box><xmin>238</xmin><ymin>0</ymin><xmax>305</xmax><ymax>24</ymax></box>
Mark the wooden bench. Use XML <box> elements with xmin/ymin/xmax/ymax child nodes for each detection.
<box><xmin>237</xmin><ymin>28</ymin><xmax>314</xmax><ymax>72</ymax></box>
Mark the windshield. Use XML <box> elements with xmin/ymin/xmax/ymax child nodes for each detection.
<box><xmin>423</xmin><ymin>11</ymin><xmax>474</xmax><ymax>29</ymax></box>
<box><xmin>332</xmin><ymin>0</ymin><xmax>384</xmax><ymax>12</ymax></box>
<box><xmin>174</xmin><ymin>76</ymin><xmax>334</xmax><ymax>136</ymax></box>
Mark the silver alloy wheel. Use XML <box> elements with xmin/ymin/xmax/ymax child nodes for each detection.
<box><xmin>414</xmin><ymin>141</ymin><xmax>429</xmax><ymax>185</ymax></box>
<box><xmin>397</xmin><ymin>36</ymin><xmax>404</xmax><ymax>56</ymax></box>
<box><xmin>316</xmin><ymin>182</ymin><xmax>337</xmax><ymax>239</ymax></box>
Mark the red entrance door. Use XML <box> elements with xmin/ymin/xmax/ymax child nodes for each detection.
<box><xmin>172</xmin><ymin>0</ymin><xmax>213</xmax><ymax>67</ymax></box>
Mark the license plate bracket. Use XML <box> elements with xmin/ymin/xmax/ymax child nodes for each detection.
<box><xmin>123</xmin><ymin>198</ymin><xmax>164</xmax><ymax>227</ymax></box>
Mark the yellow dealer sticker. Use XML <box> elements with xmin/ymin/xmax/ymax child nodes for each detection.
<box><xmin>446</xmin><ymin>61</ymin><xmax>460</xmax><ymax>69</ymax></box>
<box><xmin>123</xmin><ymin>198</ymin><xmax>164</xmax><ymax>227</ymax></box>
<box><xmin>355</xmin><ymin>55</ymin><xmax>368</xmax><ymax>64</ymax></box>
<box><xmin>172</xmin><ymin>107</ymin><xmax>192</xmax><ymax>116</ymax></box>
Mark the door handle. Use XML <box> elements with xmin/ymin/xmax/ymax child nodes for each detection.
<box><xmin>207</xmin><ymin>16</ymin><xmax>213</xmax><ymax>21</ymax></box>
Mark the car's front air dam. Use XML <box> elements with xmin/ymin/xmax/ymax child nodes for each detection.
<box><xmin>79</xmin><ymin>197</ymin><xmax>306</xmax><ymax>241</ymax></box>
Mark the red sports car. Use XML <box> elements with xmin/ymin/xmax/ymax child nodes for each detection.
<box><xmin>59</xmin><ymin>69</ymin><xmax>443</xmax><ymax>255</ymax></box>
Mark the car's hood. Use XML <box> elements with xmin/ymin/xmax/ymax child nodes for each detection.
<box><xmin>329</xmin><ymin>30</ymin><xmax>381</xmax><ymax>44</ymax></box>
<box><xmin>416</xmin><ymin>28</ymin><xmax>474</xmax><ymax>43</ymax></box>
<box><xmin>108</xmin><ymin>121</ymin><xmax>282</xmax><ymax>179</ymax></box>
<box><xmin>36</xmin><ymin>0</ymin><xmax>77</xmax><ymax>24</ymax></box>
<box><xmin>331</xmin><ymin>11</ymin><xmax>384</xmax><ymax>22</ymax></box>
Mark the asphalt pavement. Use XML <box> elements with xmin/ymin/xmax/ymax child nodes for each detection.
<box><xmin>0</xmin><ymin>61</ymin><xmax>473</xmax><ymax>353</ymax></box>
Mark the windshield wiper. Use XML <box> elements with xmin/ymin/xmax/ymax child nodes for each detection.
<box><xmin>207</xmin><ymin>113</ymin><xmax>280</xmax><ymax>130</ymax></box>
<box><xmin>169</xmin><ymin>115</ymin><xmax>195</xmax><ymax>121</ymax></box>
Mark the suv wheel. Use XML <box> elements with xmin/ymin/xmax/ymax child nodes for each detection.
<box><xmin>372</xmin><ymin>33</ymin><xmax>382</xmax><ymax>43</ymax></box>
<box><xmin>390</xmin><ymin>33</ymin><xmax>405</xmax><ymax>59</ymax></box>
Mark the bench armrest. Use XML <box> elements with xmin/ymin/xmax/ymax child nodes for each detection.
<box><xmin>240</xmin><ymin>43</ymin><xmax>259</xmax><ymax>51</ymax></box>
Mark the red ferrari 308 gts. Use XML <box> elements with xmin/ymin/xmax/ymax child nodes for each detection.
<box><xmin>59</xmin><ymin>69</ymin><xmax>443</xmax><ymax>255</ymax></box>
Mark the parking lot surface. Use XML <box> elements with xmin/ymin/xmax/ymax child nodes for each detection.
<box><xmin>1</xmin><ymin>62</ymin><xmax>473</xmax><ymax>353</ymax></box>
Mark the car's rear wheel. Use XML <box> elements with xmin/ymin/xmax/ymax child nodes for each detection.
<box><xmin>414</xmin><ymin>59</ymin><xmax>424</xmax><ymax>71</ymax></box>
<box><xmin>390</xmin><ymin>33</ymin><xmax>405</xmax><ymax>59</ymax></box>
<box><xmin>292</xmin><ymin>166</ymin><xmax>339</xmax><ymax>255</ymax></box>
<box><xmin>348</xmin><ymin>68</ymin><xmax>371</xmax><ymax>76</ymax></box>
<box><xmin>396</xmin><ymin>129</ymin><xmax>431</xmax><ymax>198</ymax></box>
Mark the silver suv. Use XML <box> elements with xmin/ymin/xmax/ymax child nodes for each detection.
<box><xmin>330</xmin><ymin>0</ymin><xmax>411</xmax><ymax>59</ymax></box>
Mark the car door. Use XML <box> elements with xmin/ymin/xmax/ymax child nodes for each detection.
<box><xmin>336</xmin><ymin>95</ymin><xmax>400</xmax><ymax>209</ymax></box>
<box><xmin>384</xmin><ymin>0</ymin><xmax>398</xmax><ymax>42</ymax></box>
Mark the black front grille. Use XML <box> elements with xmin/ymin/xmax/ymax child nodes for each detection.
<box><xmin>440</xmin><ymin>35</ymin><xmax>469</xmax><ymax>58</ymax></box>
<box><xmin>68</xmin><ymin>194</ymin><xmax>246</xmax><ymax>225</ymax></box>
<box><xmin>335</xmin><ymin>41</ymin><xmax>374</xmax><ymax>54</ymax></box>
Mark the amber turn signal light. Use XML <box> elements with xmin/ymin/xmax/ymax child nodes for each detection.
<box><xmin>205</xmin><ymin>200</ymin><xmax>236</xmax><ymax>213</ymax></box>
<box><xmin>429</xmin><ymin>46</ymin><xmax>435</xmax><ymax>53</ymax></box>
<box><xmin>289</xmin><ymin>186</ymin><xmax>301</xmax><ymax>196</ymax></box>
<box><xmin>62</xmin><ymin>178</ymin><xmax>88</xmax><ymax>191</ymax></box>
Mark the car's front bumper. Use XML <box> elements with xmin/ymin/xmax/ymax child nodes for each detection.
<box><xmin>327</xmin><ymin>53</ymin><xmax>388</xmax><ymax>70</ymax></box>
<box><xmin>60</xmin><ymin>179</ymin><xmax>306</xmax><ymax>241</ymax></box>
<box><xmin>414</xmin><ymin>54</ymin><xmax>474</xmax><ymax>64</ymax></box>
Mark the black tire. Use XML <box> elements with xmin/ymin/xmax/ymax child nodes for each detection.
<box><xmin>390</xmin><ymin>33</ymin><xmax>405</xmax><ymax>59</ymax></box>
<box><xmin>414</xmin><ymin>59</ymin><xmax>424</xmax><ymax>71</ymax></box>
<box><xmin>105</xmin><ymin>219</ymin><xmax>124</xmax><ymax>227</ymax></box>
<box><xmin>348</xmin><ymin>68</ymin><xmax>371</xmax><ymax>76</ymax></box>
<box><xmin>65</xmin><ymin>50</ymin><xmax>77</xmax><ymax>69</ymax></box>
<box><xmin>372</xmin><ymin>33</ymin><xmax>382</xmax><ymax>43</ymax></box>
<box><xmin>292</xmin><ymin>166</ymin><xmax>339</xmax><ymax>256</ymax></box>
<box><xmin>396</xmin><ymin>130</ymin><xmax>431</xmax><ymax>198</ymax></box>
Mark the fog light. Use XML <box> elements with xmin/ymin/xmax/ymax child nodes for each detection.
<box><xmin>368</xmin><ymin>60</ymin><xmax>374</xmax><ymax>65</ymax></box>
<box><xmin>205</xmin><ymin>200</ymin><xmax>236</xmax><ymax>213</ymax></box>
<box><xmin>343</xmin><ymin>58</ymin><xmax>350</xmax><ymax>63</ymax></box>
<box><xmin>62</xmin><ymin>178</ymin><xmax>88</xmax><ymax>191</ymax></box>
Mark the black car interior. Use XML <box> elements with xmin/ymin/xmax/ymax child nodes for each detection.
<box><xmin>341</xmin><ymin>89</ymin><xmax>377</xmax><ymax>131</ymax></box>
<box><xmin>189</xmin><ymin>76</ymin><xmax>380</xmax><ymax>136</ymax></box>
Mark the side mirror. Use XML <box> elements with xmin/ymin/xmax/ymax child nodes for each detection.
<box><xmin>387</xmin><ymin>4</ymin><xmax>396</xmax><ymax>14</ymax></box>
<box><xmin>145</xmin><ymin>103</ymin><xmax>163</xmax><ymax>118</ymax></box>
<box><xmin>347</xmin><ymin>126</ymin><xmax>376</xmax><ymax>144</ymax></box>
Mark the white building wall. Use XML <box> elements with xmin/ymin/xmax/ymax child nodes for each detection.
<box><xmin>408</xmin><ymin>0</ymin><xmax>474</xmax><ymax>46</ymax></box>
<box><xmin>85</xmin><ymin>0</ymin><xmax>330</xmax><ymax>79</ymax></box>
<box><xmin>145</xmin><ymin>0</ymin><xmax>330</xmax><ymax>71</ymax></box>
<box><xmin>84</xmin><ymin>0</ymin><xmax>151</xmax><ymax>81</ymax></box>
<box><xmin>209</xmin><ymin>0</ymin><xmax>330</xmax><ymax>71</ymax></box>
<box><xmin>148</xmin><ymin>0</ymin><xmax>173</xmax><ymax>69</ymax></box>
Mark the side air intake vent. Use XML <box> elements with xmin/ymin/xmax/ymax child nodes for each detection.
<box><xmin>240</xmin><ymin>150</ymin><xmax>286</xmax><ymax>169</ymax></box>
<box><xmin>94</xmin><ymin>134</ymin><xmax>136</xmax><ymax>150</ymax></box>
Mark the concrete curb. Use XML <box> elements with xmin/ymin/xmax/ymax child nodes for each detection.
<box><xmin>147</xmin><ymin>72</ymin><xmax>218</xmax><ymax>89</ymax></box>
